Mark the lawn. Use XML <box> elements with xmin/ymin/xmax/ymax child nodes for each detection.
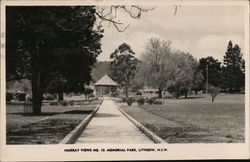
<box><xmin>6</xmin><ymin>99</ymin><xmax>101</xmax><ymax>144</ymax></box>
<box><xmin>121</xmin><ymin>93</ymin><xmax>245</xmax><ymax>143</ymax></box>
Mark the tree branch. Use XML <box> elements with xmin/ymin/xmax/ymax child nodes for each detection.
<box><xmin>95</xmin><ymin>6</ymin><xmax>154</xmax><ymax>32</ymax></box>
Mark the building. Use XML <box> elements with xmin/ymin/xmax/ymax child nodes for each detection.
<box><xmin>94</xmin><ymin>74</ymin><xmax>118</xmax><ymax>97</ymax></box>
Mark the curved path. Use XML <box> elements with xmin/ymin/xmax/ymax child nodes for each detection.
<box><xmin>75</xmin><ymin>98</ymin><xmax>153</xmax><ymax>144</ymax></box>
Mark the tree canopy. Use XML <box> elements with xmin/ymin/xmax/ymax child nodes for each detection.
<box><xmin>110</xmin><ymin>43</ymin><xmax>138</xmax><ymax>97</ymax></box>
<box><xmin>222</xmin><ymin>40</ymin><xmax>245</xmax><ymax>93</ymax></box>
<box><xmin>138</xmin><ymin>37</ymin><xmax>202</xmax><ymax>98</ymax></box>
<box><xmin>199</xmin><ymin>56</ymin><xmax>222</xmax><ymax>88</ymax></box>
<box><xmin>6</xmin><ymin>6</ymin><xmax>103</xmax><ymax>114</ymax></box>
<box><xmin>139</xmin><ymin>38</ymin><xmax>172</xmax><ymax>98</ymax></box>
<box><xmin>167</xmin><ymin>51</ymin><xmax>200</xmax><ymax>98</ymax></box>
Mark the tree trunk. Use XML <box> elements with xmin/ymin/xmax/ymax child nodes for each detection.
<box><xmin>32</xmin><ymin>93</ymin><xmax>42</xmax><ymax>115</ymax></box>
<box><xmin>212</xmin><ymin>96</ymin><xmax>214</xmax><ymax>103</ymax></box>
<box><xmin>31</xmin><ymin>70</ymin><xmax>44</xmax><ymax>115</ymax></box>
<box><xmin>176</xmin><ymin>89</ymin><xmax>179</xmax><ymax>99</ymax></box>
<box><xmin>125</xmin><ymin>75</ymin><xmax>129</xmax><ymax>98</ymax></box>
<box><xmin>58</xmin><ymin>92</ymin><xmax>64</xmax><ymax>101</ymax></box>
<box><xmin>125</xmin><ymin>86</ymin><xmax>128</xmax><ymax>98</ymax></box>
<box><xmin>195</xmin><ymin>90</ymin><xmax>198</xmax><ymax>95</ymax></box>
<box><xmin>185</xmin><ymin>91</ymin><xmax>187</xmax><ymax>99</ymax></box>
<box><xmin>158</xmin><ymin>88</ymin><xmax>162</xmax><ymax>98</ymax></box>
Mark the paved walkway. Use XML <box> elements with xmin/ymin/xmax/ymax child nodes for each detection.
<box><xmin>75</xmin><ymin>98</ymin><xmax>154</xmax><ymax>144</ymax></box>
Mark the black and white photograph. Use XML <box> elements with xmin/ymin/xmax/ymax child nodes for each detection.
<box><xmin>0</xmin><ymin>0</ymin><xmax>249</xmax><ymax>161</ymax></box>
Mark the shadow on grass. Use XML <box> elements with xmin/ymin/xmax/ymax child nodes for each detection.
<box><xmin>177</xmin><ymin>96</ymin><xmax>205</xmax><ymax>100</ymax></box>
<box><xmin>7</xmin><ymin>118</ymin><xmax>81</xmax><ymax>144</ymax></box>
<box><xmin>8</xmin><ymin>112</ymin><xmax>60</xmax><ymax>116</ymax></box>
<box><xmin>95</xmin><ymin>113</ymin><xmax>120</xmax><ymax>118</ymax></box>
<box><xmin>63</xmin><ymin>110</ymin><xmax>93</xmax><ymax>114</ymax></box>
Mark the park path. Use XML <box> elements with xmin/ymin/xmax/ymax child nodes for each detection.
<box><xmin>75</xmin><ymin>98</ymin><xmax>154</xmax><ymax>144</ymax></box>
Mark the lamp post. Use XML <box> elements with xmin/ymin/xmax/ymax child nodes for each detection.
<box><xmin>206</xmin><ymin>65</ymin><xmax>208</xmax><ymax>93</ymax></box>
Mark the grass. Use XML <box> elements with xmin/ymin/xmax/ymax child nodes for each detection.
<box><xmin>6</xmin><ymin>99</ymin><xmax>100</xmax><ymax>144</ymax></box>
<box><xmin>121</xmin><ymin>93</ymin><xmax>245</xmax><ymax>143</ymax></box>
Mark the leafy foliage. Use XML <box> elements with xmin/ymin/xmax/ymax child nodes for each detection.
<box><xmin>137</xmin><ymin>97</ymin><xmax>145</xmax><ymax>105</ymax></box>
<box><xmin>191</xmin><ymin>69</ymin><xmax>204</xmax><ymax>94</ymax></box>
<box><xmin>83</xmin><ymin>88</ymin><xmax>94</xmax><ymax>100</ymax></box>
<box><xmin>91</xmin><ymin>61</ymin><xmax>111</xmax><ymax>82</ymax></box>
<box><xmin>222</xmin><ymin>41</ymin><xmax>245</xmax><ymax>93</ymax></box>
<box><xmin>207</xmin><ymin>85</ymin><xmax>221</xmax><ymax>103</ymax></box>
<box><xmin>6</xmin><ymin>6</ymin><xmax>103</xmax><ymax>114</ymax></box>
<box><xmin>126</xmin><ymin>98</ymin><xmax>134</xmax><ymax>106</ymax></box>
<box><xmin>146</xmin><ymin>97</ymin><xmax>157</xmax><ymax>105</ymax></box>
<box><xmin>139</xmin><ymin>38</ymin><xmax>202</xmax><ymax>99</ymax></box>
<box><xmin>139</xmin><ymin>38</ymin><xmax>172</xmax><ymax>98</ymax></box>
<box><xmin>199</xmin><ymin>56</ymin><xmax>222</xmax><ymax>89</ymax></box>
<box><xmin>167</xmin><ymin>51</ymin><xmax>200</xmax><ymax>98</ymax></box>
<box><xmin>153</xmin><ymin>100</ymin><xmax>163</xmax><ymax>105</ymax></box>
<box><xmin>110</xmin><ymin>43</ymin><xmax>138</xmax><ymax>97</ymax></box>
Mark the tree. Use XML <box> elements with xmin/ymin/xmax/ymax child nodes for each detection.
<box><xmin>45</xmin><ymin>72</ymin><xmax>67</xmax><ymax>101</ymax></box>
<box><xmin>83</xmin><ymin>88</ymin><xmax>94</xmax><ymax>100</ymax></box>
<box><xmin>191</xmin><ymin>69</ymin><xmax>204</xmax><ymax>95</ymax></box>
<box><xmin>91</xmin><ymin>61</ymin><xmax>111</xmax><ymax>82</ymax></box>
<box><xmin>110</xmin><ymin>43</ymin><xmax>138</xmax><ymax>97</ymax></box>
<box><xmin>140</xmin><ymin>38</ymin><xmax>173</xmax><ymax>98</ymax></box>
<box><xmin>208</xmin><ymin>85</ymin><xmax>220</xmax><ymax>103</ymax></box>
<box><xmin>6</xmin><ymin>6</ymin><xmax>103</xmax><ymax>115</ymax></box>
<box><xmin>6</xmin><ymin>6</ymin><xmax>154</xmax><ymax>115</ymax></box>
<box><xmin>167</xmin><ymin>52</ymin><xmax>200</xmax><ymax>99</ymax></box>
<box><xmin>131</xmin><ymin>60</ymin><xmax>145</xmax><ymax>93</ymax></box>
<box><xmin>222</xmin><ymin>41</ymin><xmax>245</xmax><ymax>93</ymax></box>
<box><xmin>199</xmin><ymin>56</ymin><xmax>222</xmax><ymax>90</ymax></box>
<box><xmin>95</xmin><ymin>6</ymin><xmax>154</xmax><ymax>32</ymax></box>
<box><xmin>6</xmin><ymin>79</ymin><xmax>31</xmax><ymax>101</ymax></box>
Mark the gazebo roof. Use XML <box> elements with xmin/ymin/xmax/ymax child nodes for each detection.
<box><xmin>94</xmin><ymin>74</ymin><xmax>118</xmax><ymax>86</ymax></box>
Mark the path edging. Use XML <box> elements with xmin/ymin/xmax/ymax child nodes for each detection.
<box><xmin>116</xmin><ymin>104</ymin><xmax>167</xmax><ymax>144</ymax></box>
<box><xmin>59</xmin><ymin>99</ymin><xmax>103</xmax><ymax>144</ymax></box>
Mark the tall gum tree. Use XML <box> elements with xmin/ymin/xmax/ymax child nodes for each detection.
<box><xmin>110</xmin><ymin>43</ymin><xmax>138</xmax><ymax>98</ymax></box>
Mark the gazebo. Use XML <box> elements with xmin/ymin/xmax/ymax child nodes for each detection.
<box><xmin>94</xmin><ymin>74</ymin><xmax>118</xmax><ymax>97</ymax></box>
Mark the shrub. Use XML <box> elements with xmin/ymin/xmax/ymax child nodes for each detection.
<box><xmin>68</xmin><ymin>100</ymin><xmax>74</xmax><ymax>106</ymax></box>
<box><xmin>136</xmin><ymin>91</ymin><xmax>142</xmax><ymax>96</ymax></box>
<box><xmin>146</xmin><ymin>97</ymin><xmax>157</xmax><ymax>105</ymax></box>
<box><xmin>27</xmin><ymin>96</ymin><xmax>32</xmax><ymax>102</ymax></box>
<box><xmin>89</xmin><ymin>94</ymin><xmax>95</xmax><ymax>98</ymax></box>
<box><xmin>153</xmin><ymin>100</ymin><xmax>163</xmax><ymax>105</ymax></box>
<box><xmin>122</xmin><ymin>97</ymin><xmax>127</xmax><ymax>103</ymax></box>
<box><xmin>84</xmin><ymin>88</ymin><xmax>94</xmax><ymax>100</ymax></box>
<box><xmin>45</xmin><ymin>94</ymin><xmax>55</xmax><ymax>100</ymax></box>
<box><xmin>59</xmin><ymin>100</ymin><xmax>68</xmax><ymax>106</ymax></box>
<box><xmin>146</xmin><ymin>98</ymin><xmax>154</xmax><ymax>105</ymax></box>
<box><xmin>18</xmin><ymin>93</ymin><xmax>26</xmax><ymax>101</ymax></box>
<box><xmin>208</xmin><ymin>85</ymin><xmax>221</xmax><ymax>103</ymax></box>
<box><xmin>49</xmin><ymin>101</ymin><xmax>58</xmax><ymax>106</ymax></box>
<box><xmin>111</xmin><ymin>92</ymin><xmax>119</xmax><ymax>97</ymax></box>
<box><xmin>126</xmin><ymin>98</ymin><xmax>134</xmax><ymax>106</ymax></box>
<box><xmin>151</xmin><ymin>96</ymin><xmax>158</xmax><ymax>100</ymax></box>
<box><xmin>6</xmin><ymin>93</ymin><xmax>13</xmax><ymax>101</ymax></box>
<box><xmin>137</xmin><ymin>97</ymin><xmax>145</xmax><ymax>105</ymax></box>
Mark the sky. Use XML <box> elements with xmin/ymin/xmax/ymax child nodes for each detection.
<box><xmin>97</xmin><ymin>5</ymin><xmax>245</xmax><ymax>62</ymax></box>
